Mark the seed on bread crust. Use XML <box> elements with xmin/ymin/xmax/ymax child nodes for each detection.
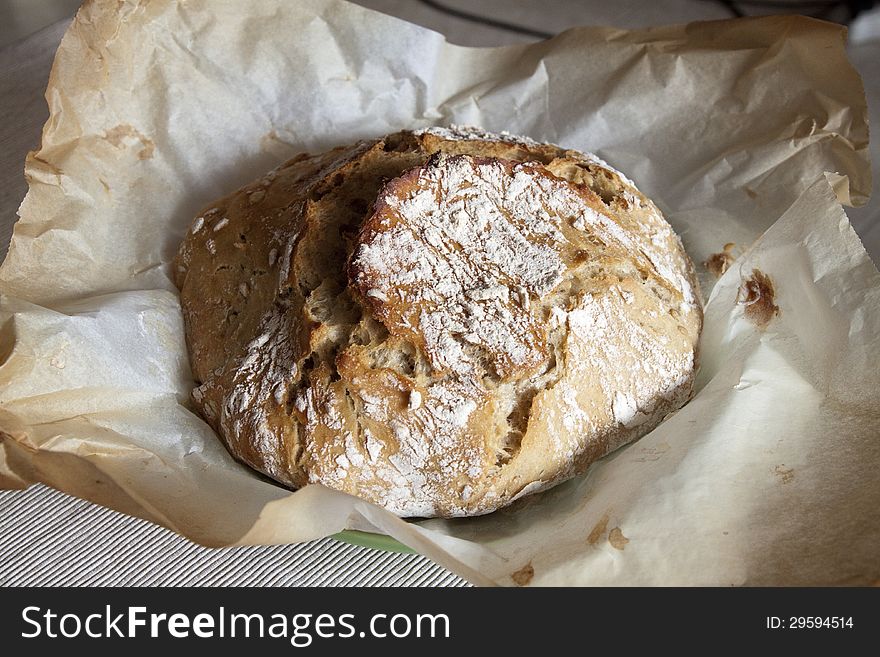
<box><xmin>174</xmin><ymin>127</ymin><xmax>702</xmax><ymax>517</ymax></box>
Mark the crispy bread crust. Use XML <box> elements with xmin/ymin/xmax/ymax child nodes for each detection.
<box><xmin>174</xmin><ymin>127</ymin><xmax>702</xmax><ymax>517</ymax></box>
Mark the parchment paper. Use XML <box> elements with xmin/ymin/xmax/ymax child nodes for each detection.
<box><xmin>0</xmin><ymin>0</ymin><xmax>877</xmax><ymax>586</ymax></box>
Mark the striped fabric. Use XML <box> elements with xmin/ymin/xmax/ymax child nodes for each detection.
<box><xmin>0</xmin><ymin>486</ymin><xmax>466</xmax><ymax>586</ymax></box>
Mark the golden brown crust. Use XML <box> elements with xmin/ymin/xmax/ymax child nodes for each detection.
<box><xmin>174</xmin><ymin>127</ymin><xmax>702</xmax><ymax>517</ymax></box>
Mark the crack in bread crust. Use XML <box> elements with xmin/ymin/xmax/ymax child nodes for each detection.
<box><xmin>174</xmin><ymin>127</ymin><xmax>702</xmax><ymax>518</ymax></box>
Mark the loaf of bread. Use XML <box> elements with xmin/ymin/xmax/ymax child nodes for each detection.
<box><xmin>174</xmin><ymin>127</ymin><xmax>702</xmax><ymax>517</ymax></box>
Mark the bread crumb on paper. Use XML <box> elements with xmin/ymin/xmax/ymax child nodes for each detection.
<box><xmin>774</xmin><ymin>464</ymin><xmax>795</xmax><ymax>484</ymax></box>
<box><xmin>511</xmin><ymin>562</ymin><xmax>534</xmax><ymax>586</ymax></box>
<box><xmin>704</xmin><ymin>242</ymin><xmax>737</xmax><ymax>278</ymax></box>
<box><xmin>587</xmin><ymin>512</ymin><xmax>610</xmax><ymax>545</ymax></box>
<box><xmin>736</xmin><ymin>269</ymin><xmax>779</xmax><ymax>329</ymax></box>
<box><xmin>608</xmin><ymin>527</ymin><xmax>629</xmax><ymax>550</ymax></box>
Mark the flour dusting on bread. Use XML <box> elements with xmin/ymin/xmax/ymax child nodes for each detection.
<box><xmin>174</xmin><ymin>128</ymin><xmax>702</xmax><ymax>517</ymax></box>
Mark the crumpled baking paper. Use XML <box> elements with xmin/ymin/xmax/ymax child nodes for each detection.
<box><xmin>0</xmin><ymin>0</ymin><xmax>877</xmax><ymax>586</ymax></box>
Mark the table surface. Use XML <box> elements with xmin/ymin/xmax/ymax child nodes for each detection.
<box><xmin>1</xmin><ymin>1</ymin><xmax>878</xmax><ymax>586</ymax></box>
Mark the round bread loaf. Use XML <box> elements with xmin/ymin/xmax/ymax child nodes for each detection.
<box><xmin>174</xmin><ymin>127</ymin><xmax>702</xmax><ymax>517</ymax></box>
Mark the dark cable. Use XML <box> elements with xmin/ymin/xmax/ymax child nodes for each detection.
<box><xmin>418</xmin><ymin>0</ymin><xmax>871</xmax><ymax>38</ymax></box>
<box><xmin>730</xmin><ymin>0</ymin><xmax>838</xmax><ymax>6</ymax></box>
<box><xmin>700</xmin><ymin>0</ymin><xmax>871</xmax><ymax>22</ymax></box>
<box><xmin>416</xmin><ymin>0</ymin><xmax>555</xmax><ymax>39</ymax></box>
<box><xmin>716</xmin><ymin>0</ymin><xmax>746</xmax><ymax>16</ymax></box>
